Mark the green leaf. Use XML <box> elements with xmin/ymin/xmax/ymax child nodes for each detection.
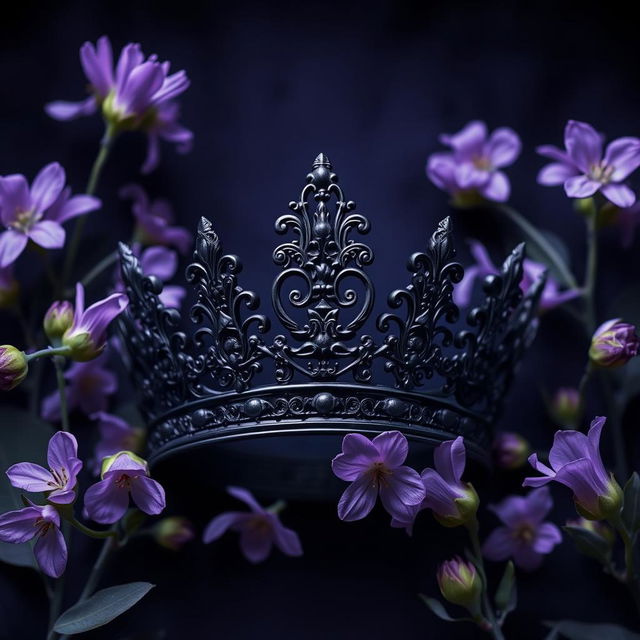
<box><xmin>0</xmin><ymin>407</ymin><xmax>53</xmax><ymax>569</ymax></box>
<box><xmin>622</xmin><ymin>473</ymin><xmax>640</xmax><ymax>534</ymax></box>
<box><xmin>544</xmin><ymin>620</ymin><xmax>640</xmax><ymax>640</ymax></box>
<box><xmin>563</xmin><ymin>525</ymin><xmax>611</xmax><ymax>563</ymax></box>
<box><xmin>494</xmin><ymin>561</ymin><xmax>516</xmax><ymax>614</ymax></box>
<box><xmin>54</xmin><ymin>582</ymin><xmax>155</xmax><ymax>634</ymax></box>
<box><xmin>418</xmin><ymin>595</ymin><xmax>471</xmax><ymax>623</ymax></box>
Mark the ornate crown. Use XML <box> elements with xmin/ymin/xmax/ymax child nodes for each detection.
<box><xmin>117</xmin><ymin>154</ymin><xmax>544</xmax><ymax>494</ymax></box>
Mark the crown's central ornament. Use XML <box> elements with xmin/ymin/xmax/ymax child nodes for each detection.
<box><xmin>118</xmin><ymin>154</ymin><xmax>544</xmax><ymax>495</ymax></box>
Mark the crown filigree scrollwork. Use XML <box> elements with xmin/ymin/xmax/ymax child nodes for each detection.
<box><xmin>183</xmin><ymin>218</ymin><xmax>270</xmax><ymax>394</ymax></box>
<box><xmin>268</xmin><ymin>153</ymin><xmax>378</xmax><ymax>382</ymax></box>
<box><xmin>117</xmin><ymin>243</ymin><xmax>187</xmax><ymax>420</ymax></box>
<box><xmin>377</xmin><ymin>217</ymin><xmax>463</xmax><ymax>389</ymax></box>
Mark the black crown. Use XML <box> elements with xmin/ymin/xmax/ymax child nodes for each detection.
<box><xmin>118</xmin><ymin>153</ymin><xmax>544</xmax><ymax>486</ymax></box>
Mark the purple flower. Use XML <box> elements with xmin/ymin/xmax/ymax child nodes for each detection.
<box><xmin>524</xmin><ymin>417</ymin><xmax>623</xmax><ymax>520</ymax></box>
<box><xmin>331</xmin><ymin>431</ymin><xmax>426</xmax><ymax>522</ymax></box>
<box><xmin>154</xmin><ymin>516</ymin><xmax>195</xmax><ymax>551</ymax></box>
<box><xmin>589</xmin><ymin>319</ymin><xmax>640</xmax><ymax>368</ymax></box>
<box><xmin>45</xmin><ymin>36</ymin><xmax>192</xmax><ymax>174</ymax></box>
<box><xmin>492</xmin><ymin>432</ymin><xmax>530</xmax><ymax>470</ymax></box>
<box><xmin>203</xmin><ymin>487</ymin><xmax>302</xmax><ymax>563</ymax></box>
<box><xmin>119</xmin><ymin>184</ymin><xmax>191</xmax><ymax>254</ymax></box>
<box><xmin>84</xmin><ymin>451</ymin><xmax>165</xmax><ymax>524</ymax></box>
<box><xmin>90</xmin><ymin>412</ymin><xmax>145</xmax><ymax>475</ymax></box>
<box><xmin>427</xmin><ymin>120</ymin><xmax>521</xmax><ymax>203</ymax></box>
<box><xmin>0</xmin><ymin>163</ymin><xmax>100</xmax><ymax>267</ymax></box>
<box><xmin>482</xmin><ymin>487</ymin><xmax>562</xmax><ymax>571</ymax></box>
<box><xmin>550</xmin><ymin>387</ymin><xmax>580</xmax><ymax>425</ymax></box>
<box><xmin>537</xmin><ymin>120</ymin><xmax>640</xmax><ymax>207</ymax></box>
<box><xmin>0</xmin><ymin>502</ymin><xmax>67</xmax><ymax>577</ymax></box>
<box><xmin>421</xmin><ymin>437</ymin><xmax>479</xmax><ymax>527</ymax></box>
<box><xmin>114</xmin><ymin>243</ymin><xmax>185</xmax><ymax>308</ymax></box>
<box><xmin>454</xmin><ymin>239</ymin><xmax>580</xmax><ymax>311</ymax></box>
<box><xmin>0</xmin><ymin>345</ymin><xmax>28</xmax><ymax>391</ymax></box>
<box><xmin>62</xmin><ymin>283</ymin><xmax>128</xmax><ymax>361</ymax></box>
<box><xmin>41</xmin><ymin>353</ymin><xmax>117</xmax><ymax>421</ymax></box>
<box><xmin>6</xmin><ymin>431</ymin><xmax>82</xmax><ymax>505</ymax></box>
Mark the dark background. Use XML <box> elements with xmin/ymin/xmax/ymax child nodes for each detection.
<box><xmin>2</xmin><ymin>1</ymin><xmax>640</xmax><ymax>638</ymax></box>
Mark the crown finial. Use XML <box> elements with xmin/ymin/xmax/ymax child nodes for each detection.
<box><xmin>312</xmin><ymin>153</ymin><xmax>332</xmax><ymax>169</ymax></box>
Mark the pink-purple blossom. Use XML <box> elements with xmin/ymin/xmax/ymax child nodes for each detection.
<box><xmin>589</xmin><ymin>319</ymin><xmax>640</xmax><ymax>368</ymax></box>
<box><xmin>437</xmin><ymin>557</ymin><xmax>482</xmax><ymax>612</ymax></box>
<box><xmin>45</xmin><ymin>36</ymin><xmax>192</xmax><ymax>174</ymax></box>
<box><xmin>114</xmin><ymin>243</ymin><xmax>185</xmax><ymax>308</ymax></box>
<box><xmin>331</xmin><ymin>431</ymin><xmax>426</xmax><ymax>522</ymax></box>
<box><xmin>0</xmin><ymin>345</ymin><xmax>28</xmax><ymax>391</ymax></box>
<box><xmin>454</xmin><ymin>240</ymin><xmax>580</xmax><ymax>311</ymax></box>
<box><xmin>537</xmin><ymin>120</ymin><xmax>640</xmax><ymax>207</ymax></box>
<box><xmin>62</xmin><ymin>283</ymin><xmax>128</xmax><ymax>361</ymax></box>
<box><xmin>427</xmin><ymin>120</ymin><xmax>521</xmax><ymax>203</ymax></box>
<box><xmin>482</xmin><ymin>487</ymin><xmax>562</xmax><ymax>571</ymax></box>
<box><xmin>492</xmin><ymin>432</ymin><xmax>530</xmax><ymax>470</ymax></box>
<box><xmin>0</xmin><ymin>163</ymin><xmax>100</xmax><ymax>267</ymax></box>
<box><xmin>84</xmin><ymin>451</ymin><xmax>165</xmax><ymax>524</ymax></box>
<box><xmin>90</xmin><ymin>412</ymin><xmax>145</xmax><ymax>475</ymax></box>
<box><xmin>155</xmin><ymin>516</ymin><xmax>195</xmax><ymax>551</ymax></box>
<box><xmin>523</xmin><ymin>417</ymin><xmax>622</xmax><ymax>520</ymax></box>
<box><xmin>41</xmin><ymin>353</ymin><xmax>117</xmax><ymax>421</ymax></box>
<box><xmin>0</xmin><ymin>502</ymin><xmax>67</xmax><ymax>577</ymax></box>
<box><xmin>119</xmin><ymin>184</ymin><xmax>191</xmax><ymax>254</ymax></box>
<box><xmin>203</xmin><ymin>487</ymin><xmax>302</xmax><ymax>563</ymax></box>
<box><xmin>6</xmin><ymin>431</ymin><xmax>82</xmax><ymax>505</ymax></box>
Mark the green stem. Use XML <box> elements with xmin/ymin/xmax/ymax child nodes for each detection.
<box><xmin>81</xmin><ymin>250</ymin><xmax>119</xmax><ymax>289</ymax></box>
<box><xmin>493</xmin><ymin>204</ymin><xmax>580</xmax><ymax>291</ymax></box>
<box><xmin>54</xmin><ymin>357</ymin><xmax>70</xmax><ymax>432</ymax></box>
<box><xmin>611</xmin><ymin>517</ymin><xmax>640</xmax><ymax>616</ymax></box>
<box><xmin>467</xmin><ymin>520</ymin><xmax>505</xmax><ymax>640</ymax></box>
<box><xmin>601</xmin><ymin>373</ymin><xmax>629</xmax><ymax>482</ymax></box>
<box><xmin>583</xmin><ymin>207</ymin><xmax>598</xmax><ymax>334</ymax></box>
<box><xmin>573</xmin><ymin>362</ymin><xmax>594</xmax><ymax>429</ymax></box>
<box><xmin>25</xmin><ymin>346</ymin><xmax>71</xmax><ymax>362</ymax></box>
<box><xmin>66</xmin><ymin>517</ymin><xmax>119</xmax><ymax>540</ymax></box>
<box><xmin>61</xmin><ymin>124</ymin><xmax>116</xmax><ymax>288</ymax></box>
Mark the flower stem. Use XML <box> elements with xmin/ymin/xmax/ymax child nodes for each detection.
<box><xmin>25</xmin><ymin>346</ymin><xmax>71</xmax><ymax>362</ymax></box>
<box><xmin>601</xmin><ymin>372</ymin><xmax>629</xmax><ymax>482</ymax></box>
<box><xmin>81</xmin><ymin>250</ymin><xmax>119</xmax><ymax>289</ymax></box>
<box><xmin>611</xmin><ymin>516</ymin><xmax>640</xmax><ymax>616</ymax></box>
<box><xmin>582</xmin><ymin>205</ymin><xmax>598</xmax><ymax>334</ymax></box>
<box><xmin>467</xmin><ymin>519</ymin><xmax>505</xmax><ymax>640</ymax></box>
<box><xmin>573</xmin><ymin>361</ymin><xmax>594</xmax><ymax>429</ymax></box>
<box><xmin>61</xmin><ymin>124</ymin><xmax>116</xmax><ymax>288</ymax></box>
<box><xmin>493</xmin><ymin>204</ymin><xmax>580</xmax><ymax>291</ymax></box>
<box><xmin>66</xmin><ymin>517</ymin><xmax>119</xmax><ymax>540</ymax></box>
<box><xmin>53</xmin><ymin>357</ymin><xmax>70</xmax><ymax>432</ymax></box>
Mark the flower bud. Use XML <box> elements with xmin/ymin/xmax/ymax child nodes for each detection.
<box><xmin>437</xmin><ymin>557</ymin><xmax>482</xmax><ymax>613</ymax></box>
<box><xmin>100</xmin><ymin>451</ymin><xmax>148</xmax><ymax>479</ymax></box>
<box><xmin>62</xmin><ymin>330</ymin><xmax>102</xmax><ymax>362</ymax></box>
<box><xmin>0</xmin><ymin>346</ymin><xmax>28</xmax><ymax>391</ymax></box>
<box><xmin>575</xmin><ymin>475</ymin><xmax>623</xmax><ymax>521</ymax></box>
<box><xmin>566</xmin><ymin>517</ymin><xmax>616</xmax><ymax>547</ymax></box>
<box><xmin>589</xmin><ymin>319</ymin><xmax>640</xmax><ymax>368</ymax></box>
<box><xmin>492</xmin><ymin>432</ymin><xmax>530</xmax><ymax>470</ymax></box>
<box><xmin>44</xmin><ymin>301</ymin><xmax>74</xmax><ymax>345</ymax></box>
<box><xmin>550</xmin><ymin>387</ymin><xmax>580</xmax><ymax>425</ymax></box>
<box><xmin>434</xmin><ymin>483</ymin><xmax>480</xmax><ymax>528</ymax></box>
<box><xmin>154</xmin><ymin>517</ymin><xmax>195</xmax><ymax>551</ymax></box>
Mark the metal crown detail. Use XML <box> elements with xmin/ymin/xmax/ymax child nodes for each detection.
<box><xmin>118</xmin><ymin>153</ymin><xmax>544</xmax><ymax>466</ymax></box>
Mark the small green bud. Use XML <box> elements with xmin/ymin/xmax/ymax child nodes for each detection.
<box><xmin>44</xmin><ymin>301</ymin><xmax>74</xmax><ymax>345</ymax></box>
<box><xmin>0</xmin><ymin>345</ymin><xmax>28</xmax><ymax>391</ymax></box>
<box><xmin>434</xmin><ymin>483</ymin><xmax>480</xmax><ymax>528</ymax></box>
<box><xmin>101</xmin><ymin>451</ymin><xmax>149</xmax><ymax>479</ymax></box>
<box><xmin>437</xmin><ymin>557</ymin><xmax>482</xmax><ymax>614</ymax></box>
<box><xmin>575</xmin><ymin>475</ymin><xmax>623</xmax><ymax>521</ymax></box>
<box><xmin>62</xmin><ymin>329</ymin><xmax>103</xmax><ymax>362</ymax></box>
<box><xmin>154</xmin><ymin>517</ymin><xmax>195</xmax><ymax>551</ymax></box>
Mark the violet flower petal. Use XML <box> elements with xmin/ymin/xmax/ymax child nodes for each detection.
<box><xmin>0</xmin><ymin>175</ymin><xmax>31</xmax><ymax>224</ymax></box>
<box><xmin>0</xmin><ymin>507</ymin><xmax>42</xmax><ymax>543</ymax></box>
<box><xmin>481</xmin><ymin>171</ymin><xmax>510</xmax><ymax>201</ymax></box>
<box><xmin>271</xmin><ymin>519</ymin><xmax>303</xmax><ymax>557</ymax></box>
<box><xmin>239</xmin><ymin>525</ymin><xmax>273</xmax><ymax>563</ymax></box>
<box><xmin>30</xmin><ymin>162</ymin><xmax>66</xmax><ymax>214</ymax></box>
<box><xmin>0</xmin><ymin>231</ymin><xmax>28</xmax><ymax>268</ymax></box>
<box><xmin>537</xmin><ymin>162</ymin><xmax>578</xmax><ymax>186</ymax></box>
<box><xmin>601</xmin><ymin>183</ymin><xmax>635</xmax><ymax>208</ymax></box>
<box><xmin>372</xmin><ymin>431</ymin><xmax>409</xmax><ymax>468</ymax></box>
<box><xmin>47</xmin><ymin>431</ymin><xmax>79</xmax><ymax>472</ymax></box>
<box><xmin>603</xmin><ymin>137</ymin><xmax>640</xmax><ymax>181</ymax></box>
<box><xmin>337</xmin><ymin>473</ymin><xmax>378</xmax><ymax>522</ymax></box>
<box><xmin>130</xmin><ymin>475</ymin><xmax>166</xmax><ymax>515</ymax></box>
<box><xmin>511</xmin><ymin>544</ymin><xmax>543</xmax><ymax>571</ymax></box>
<box><xmin>565</xmin><ymin>120</ymin><xmax>602</xmax><ymax>173</ymax></box>
<box><xmin>422</xmin><ymin>468</ymin><xmax>461</xmax><ymax>517</ymax></box>
<box><xmin>453</xmin><ymin>265</ymin><xmax>480</xmax><ymax>307</ymax></box>
<box><xmin>34</xmin><ymin>526</ymin><xmax>67</xmax><ymax>578</ymax></box>
<box><xmin>564</xmin><ymin>175</ymin><xmax>600</xmax><ymax>199</ymax></box>
<box><xmin>28</xmin><ymin>221</ymin><xmax>65</xmax><ymax>249</ymax></box>
<box><xmin>80</xmin><ymin>36</ymin><xmax>114</xmax><ymax>97</ymax></box>
<box><xmin>532</xmin><ymin>522</ymin><xmax>562</xmax><ymax>553</ymax></box>
<box><xmin>482</xmin><ymin>526</ymin><xmax>514</xmax><ymax>561</ymax></box>
<box><xmin>84</xmin><ymin>479</ymin><xmax>129</xmax><ymax>524</ymax></box>
<box><xmin>203</xmin><ymin>512</ymin><xmax>250</xmax><ymax>543</ymax></box>
<box><xmin>6</xmin><ymin>463</ymin><xmax>54</xmax><ymax>493</ymax></box>
<box><xmin>227</xmin><ymin>486</ymin><xmax>266</xmax><ymax>514</ymax></box>
<box><xmin>433</xmin><ymin>436</ymin><xmax>465</xmax><ymax>484</ymax></box>
<box><xmin>45</xmin><ymin>97</ymin><xmax>98</xmax><ymax>121</ymax></box>
<box><xmin>486</xmin><ymin>127</ymin><xmax>521</xmax><ymax>168</ymax></box>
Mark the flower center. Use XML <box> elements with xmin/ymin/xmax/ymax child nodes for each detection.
<box><xmin>589</xmin><ymin>163</ymin><xmax>614</xmax><ymax>184</ymax></box>
<box><xmin>370</xmin><ymin>462</ymin><xmax>393</xmax><ymax>489</ymax></box>
<box><xmin>472</xmin><ymin>155</ymin><xmax>492</xmax><ymax>171</ymax></box>
<box><xmin>513</xmin><ymin>523</ymin><xmax>534</xmax><ymax>544</ymax></box>
<box><xmin>34</xmin><ymin>517</ymin><xmax>52</xmax><ymax>537</ymax></box>
<box><xmin>9</xmin><ymin>208</ymin><xmax>39</xmax><ymax>233</ymax></box>
<box><xmin>48</xmin><ymin>467</ymin><xmax>69</xmax><ymax>489</ymax></box>
<box><xmin>115</xmin><ymin>473</ymin><xmax>132</xmax><ymax>489</ymax></box>
<box><xmin>247</xmin><ymin>515</ymin><xmax>272</xmax><ymax>535</ymax></box>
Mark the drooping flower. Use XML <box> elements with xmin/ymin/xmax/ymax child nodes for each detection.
<box><xmin>331</xmin><ymin>431</ymin><xmax>426</xmax><ymax>522</ymax></box>
<box><xmin>537</xmin><ymin>120</ymin><xmax>640</xmax><ymax>207</ymax></box>
<box><xmin>482</xmin><ymin>487</ymin><xmax>562</xmax><ymax>571</ymax></box>
<box><xmin>43</xmin><ymin>301</ymin><xmax>74</xmax><ymax>344</ymax></box>
<box><xmin>0</xmin><ymin>265</ymin><xmax>19</xmax><ymax>308</ymax></box>
<box><xmin>45</xmin><ymin>36</ymin><xmax>192</xmax><ymax>174</ymax></box>
<box><xmin>492</xmin><ymin>432</ymin><xmax>530</xmax><ymax>470</ymax></box>
<box><xmin>113</xmin><ymin>243</ymin><xmax>185</xmax><ymax>308</ymax></box>
<box><xmin>589</xmin><ymin>319</ymin><xmax>640</xmax><ymax>368</ymax></box>
<box><xmin>454</xmin><ymin>239</ymin><xmax>580</xmax><ymax>311</ymax></box>
<box><xmin>437</xmin><ymin>557</ymin><xmax>482</xmax><ymax>614</ymax></box>
<box><xmin>6</xmin><ymin>432</ymin><xmax>82</xmax><ymax>505</ymax></box>
<box><xmin>203</xmin><ymin>487</ymin><xmax>302</xmax><ymax>563</ymax></box>
<box><xmin>549</xmin><ymin>387</ymin><xmax>580</xmax><ymax>425</ymax></box>
<box><xmin>421</xmin><ymin>436</ymin><xmax>479</xmax><ymax>527</ymax></box>
<box><xmin>427</xmin><ymin>120</ymin><xmax>521</xmax><ymax>203</ymax></box>
<box><xmin>62</xmin><ymin>283</ymin><xmax>128</xmax><ymax>361</ymax></box>
<box><xmin>154</xmin><ymin>516</ymin><xmax>195</xmax><ymax>551</ymax></box>
<box><xmin>119</xmin><ymin>184</ymin><xmax>191</xmax><ymax>254</ymax></box>
<box><xmin>0</xmin><ymin>163</ymin><xmax>100</xmax><ymax>267</ymax></box>
<box><xmin>84</xmin><ymin>451</ymin><xmax>165</xmax><ymax>524</ymax></box>
<box><xmin>41</xmin><ymin>353</ymin><xmax>117</xmax><ymax>421</ymax></box>
<box><xmin>90</xmin><ymin>412</ymin><xmax>145</xmax><ymax>475</ymax></box>
<box><xmin>0</xmin><ymin>502</ymin><xmax>67</xmax><ymax>577</ymax></box>
<box><xmin>0</xmin><ymin>345</ymin><xmax>28</xmax><ymax>391</ymax></box>
<box><xmin>523</xmin><ymin>417</ymin><xmax>622</xmax><ymax>520</ymax></box>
